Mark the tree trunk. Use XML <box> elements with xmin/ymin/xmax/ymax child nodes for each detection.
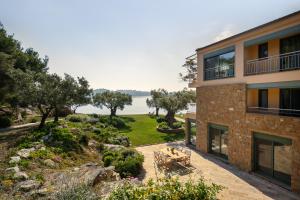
<box><xmin>155</xmin><ymin>107</ymin><xmax>159</xmax><ymax>117</ymax></box>
<box><xmin>165</xmin><ymin>111</ymin><xmax>176</xmax><ymax>127</ymax></box>
<box><xmin>110</xmin><ymin>108</ymin><xmax>117</xmax><ymax>117</ymax></box>
<box><xmin>39</xmin><ymin>114</ymin><xmax>48</xmax><ymax>129</ymax></box>
<box><xmin>54</xmin><ymin>108</ymin><xmax>59</xmax><ymax>123</ymax></box>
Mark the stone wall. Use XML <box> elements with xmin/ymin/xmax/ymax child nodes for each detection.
<box><xmin>195</xmin><ymin>83</ymin><xmax>300</xmax><ymax>192</ymax></box>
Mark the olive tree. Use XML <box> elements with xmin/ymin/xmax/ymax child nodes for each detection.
<box><xmin>146</xmin><ymin>89</ymin><xmax>167</xmax><ymax>116</ymax></box>
<box><xmin>159</xmin><ymin>89</ymin><xmax>196</xmax><ymax>126</ymax></box>
<box><xmin>93</xmin><ymin>91</ymin><xmax>132</xmax><ymax>117</ymax></box>
<box><xmin>179</xmin><ymin>57</ymin><xmax>197</xmax><ymax>82</ymax></box>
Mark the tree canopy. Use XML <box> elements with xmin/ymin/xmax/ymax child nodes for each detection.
<box><xmin>93</xmin><ymin>91</ymin><xmax>132</xmax><ymax>117</ymax></box>
<box><xmin>146</xmin><ymin>89</ymin><xmax>167</xmax><ymax>116</ymax></box>
<box><xmin>179</xmin><ymin>57</ymin><xmax>197</xmax><ymax>82</ymax></box>
<box><xmin>159</xmin><ymin>89</ymin><xmax>196</xmax><ymax>126</ymax></box>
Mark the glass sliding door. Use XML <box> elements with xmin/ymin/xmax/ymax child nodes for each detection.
<box><xmin>209</xmin><ymin>124</ymin><xmax>228</xmax><ymax>159</ymax></box>
<box><xmin>253</xmin><ymin>133</ymin><xmax>292</xmax><ymax>186</ymax></box>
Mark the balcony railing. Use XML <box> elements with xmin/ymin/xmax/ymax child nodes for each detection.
<box><xmin>247</xmin><ymin>107</ymin><xmax>300</xmax><ymax>117</ymax></box>
<box><xmin>187</xmin><ymin>103</ymin><xmax>196</xmax><ymax>113</ymax></box>
<box><xmin>245</xmin><ymin>51</ymin><xmax>300</xmax><ymax>76</ymax></box>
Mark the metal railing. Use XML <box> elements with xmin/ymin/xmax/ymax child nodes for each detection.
<box><xmin>245</xmin><ymin>50</ymin><xmax>300</xmax><ymax>75</ymax></box>
<box><xmin>187</xmin><ymin>103</ymin><xmax>196</xmax><ymax>113</ymax></box>
<box><xmin>204</xmin><ymin>64</ymin><xmax>234</xmax><ymax>80</ymax></box>
<box><xmin>247</xmin><ymin>107</ymin><xmax>300</xmax><ymax>117</ymax></box>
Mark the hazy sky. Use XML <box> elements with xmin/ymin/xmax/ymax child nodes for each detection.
<box><xmin>1</xmin><ymin>0</ymin><xmax>299</xmax><ymax>91</ymax></box>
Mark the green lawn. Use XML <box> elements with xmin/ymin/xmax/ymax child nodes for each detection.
<box><xmin>120</xmin><ymin>114</ymin><xmax>185</xmax><ymax>147</ymax></box>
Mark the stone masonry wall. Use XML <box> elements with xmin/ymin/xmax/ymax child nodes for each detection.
<box><xmin>196</xmin><ymin>83</ymin><xmax>300</xmax><ymax>192</ymax></box>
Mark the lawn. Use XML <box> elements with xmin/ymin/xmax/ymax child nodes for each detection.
<box><xmin>120</xmin><ymin>114</ymin><xmax>185</xmax><ymax>146</ymax></box>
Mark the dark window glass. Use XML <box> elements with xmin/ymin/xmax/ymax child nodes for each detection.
<box><xmin>209</xmin><ymin>126</ymin><xmax>228</xmax><ymax>159</ymax></box>
<box><xmin>258</xmin><ymin>43</ymin><xmax>268</xmax><ymax>58</ymax></box>
<box><xmin>254</xmin><ymin>135</ymin><xmax>292</xmax><ymax>186</ymax></box>
<box><xmin>259</xmin><ymin>89</ymin><xmax>268</xmax><ymax>108</ymax></box>
<box><xmin>280</xmin><ymin>34</ymin><xmax>300</xmax><ymax>70</ymax></box>
<box><xmin>204</xmin><ymin>51</ymin><xmax>235</xmax><ymax>80</ymax></box>
<box><xmin>280</xmin><ymin>88</ymin><xmax>300</xmax><ymax>116</ymax></box>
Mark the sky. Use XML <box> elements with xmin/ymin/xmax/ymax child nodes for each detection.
<box><xmin>1</xmin><ymin>0</ymin><xmax>300</xmax><ymax>91</ymax></box>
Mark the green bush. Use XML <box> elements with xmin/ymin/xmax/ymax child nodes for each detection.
<box><xmin>29</xmin><ymin>116</ymin><xmax>39</xmax><ymax>123</ymax></box>
<box><xmin>102</xmin><ymin>149</ymin><xmax>144</xmax><ymax>178</ymax></box>
<box><xmin>0</xmin><ymin>116</ymin><xmax>11</xmax><ymax>128</ymax></box>
<box><xmin>99</xmin><ymin>116</ymin><xmax>126</xmax><ymax>129</ymax></box>
<box><xmin>29</xmin><ymin>149</ymin><xmax>54</xmax><ymax>160</ymax></box>
<box><xmin>109</xmin><ymin>177</ymin><xmax>223</xmax><ymax>200</ymax></box>
<box><xmin>103</xmin><ymin>155</ymin><xmax>114</xmax><ymax>167</ymax></box>
<box><xmin>79</xmin><ymin>135</ymin><xmax>89</xmax><ymax>146</ymax></box>
<box><xmin>157</xmin><ymin>122</ymin><xmax>170</xmax><ymax>130</ymax></box>
<box><xmin>156</xmin><ymin>116</ymin><xmax>165</xmax><ymax>123</ymax></box>
<box><xmin>172</xmin><ymin>121</ymin><xmax>183</xmax><ymax>129</ymax></box>
<box><xmin>19</xmin><ymin>159</ymin><xmax>30</xmax><ymax>169</ymax></box>
<box><xmin>67</xmin><ymin>114</ymin><xmax>89</xmax><ymax>123</ymax></box>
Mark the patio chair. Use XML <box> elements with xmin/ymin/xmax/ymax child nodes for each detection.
<box><xmin>153</xmin><ymin>151</ymin><xmax>173</xmax><ymax>170</ymax></box>
<box><xmin>179</xmin><ymin>149</ymin><xmax>191</xmax><ymax>166</ymax></box>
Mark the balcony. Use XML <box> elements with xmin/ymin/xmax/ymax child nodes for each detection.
<box><xmin>247</xmin><ymin>87</ymin><xmax>300</xmax><ymax>117</ymax></box>
<box><xmin>245</xmin><ymin>51</ymin><xmax>300</xmax><ymax>76</ymax></box>
<box><xmin>247</xmin><ymin>107</ymin><xmax>300</xmax><ymax>117</ymax></box>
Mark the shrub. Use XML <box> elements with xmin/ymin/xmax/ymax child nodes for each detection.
<box><xmin>29</xmin><ymin>149</ymin><xmax>54</xmax><ymax>160</ymax></box>
<box><xmin>0</xmin><ymin>116</ymin><xmax>11</xmax><ymax>128</ymax></box>
<box><xmin>99</xmin><ymin>116</ymin><xmax>126</xmax><ymax>129</ymax></box>
<box><xmin>156</xmin><ymin>116</ymin><xmax>165</xmax><ymax>123</ymax></box>
<box><xmin>157</xmin><ymin>122</ymin><xmax>170</xmax><ymax>130</ymax></box>
<box><xmin>79</xmin><ymin>135</ymin><xmax>89</xmax><ymax>146</ymax></box>
<box><xmin>29</xmin><ymin>116</ymin><xmax>39</xmax><ymax>123</ymax></box>
<box><xmin>102</xmin><ymin>149</ymin><xmax>144</xmax><ymax>178</ymax></box>
<box><xmin>103</xmin><ymin>155</ymin><xmax>114</xmax><ymax>167</ymax></box>
<box><xmin>19</xmin><ymin>159</ymin><xmax>30</xmax><ymax>169</ymax></box>
<box><xmin>67</xmin><ymin>114</ymin><xmax>89</xmax><ymax>123</ymax></box>
<box><xmin>107</xmin><ymin>135</ymin><xmax>130</xmax><ymax>147</ymax></box>
<box><xmin>172</xmin><ymin>121</ymin><xmax>183</xmax><ymax>129</ymax></box>
<box><xmin>109</xmin><ymin>177</ymin><xmax>223</xmax><ymax>200</ymax></box>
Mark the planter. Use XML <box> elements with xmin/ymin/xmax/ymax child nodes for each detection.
<box><xmin>156</xmin><ymin>126</ymin><xmax>184</xmax><ymax>134</ymax></box>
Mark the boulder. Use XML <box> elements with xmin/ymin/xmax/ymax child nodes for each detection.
<box><xmin>43</xmin><ymin>159</ymin><xmax>56</xmax><ymax>168</ymax></box>
<box><xmin>88</xmin><ymin>139</ymin><xmax>98</xmax><ymax>148</ymax></box>
<box><xmin>9</xmin><ymin>156</ymin><xmax>21</xmax><ymax>164</ymax></box>
<box><xmin>5</xmin><ymin>166</ymin><xmax>20</xmax><ymax>174</ymax></box>
<box><xmin>30</xmin><ymin>188</ymin><xmax>48</xmax><ymax>197</ymax></box>
<box><xmin>17</xmin><ymin>180</ymin><xmax>41</xmax><ymax>192</ymax></box>
<box><xmin>17</xmin><ymin>148</ymin><xmax>35</xmax><ymax>158</ymax></box>
<box><xmin>104</xmin><ymin>144</ymin><xmax>126</xmax><ymax>151</ymax></box>
<box><xmin>14</xmin><ymin>172</ymin><xmax>29</xmax><ymax>180</ymax></box>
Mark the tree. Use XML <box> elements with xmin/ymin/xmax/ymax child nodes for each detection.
<box><xmin>71</xmin><ymin>76</ymin><xmax>93</xmax><ymax>113</ymax></box>
<box><xmin>93</xmin><ymin>91</ymin><xmax>132</xmax><ymax>117</ymax></box>
<box><xmin>159</xmin><ymin>89</ymin><xmax>196</xmax><ymax>126</ymax></box>
<box><xmin>179</xmin><ymin>57</ymin><xmax>197</xmax><ymax>82</ymax></box>
<box><xmin>146</xmin><ymin>89</ymin><xmax>167</xmax><ymax>116</ymax></box>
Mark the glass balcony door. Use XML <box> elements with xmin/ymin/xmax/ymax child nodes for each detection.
<box><xmin>209</xmin><ymin>125</ymin><xmax>228</xmax><ymax>159</ymax></box>
<box><xmin>254</xmin><ymin>133</ymin><xmax>292</xmax><ymax>186</ymax></box>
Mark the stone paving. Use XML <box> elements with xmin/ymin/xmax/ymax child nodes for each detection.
<box><xmin>136</xmin><ymin>142</ymin><xmax>300</xmax><ymax>200</ymax></box>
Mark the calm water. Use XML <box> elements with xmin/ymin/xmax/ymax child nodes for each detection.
<box><xmin>77</xmin><ymin>96</ymin><xmax>167</xmax><ymax>115</ymax></box>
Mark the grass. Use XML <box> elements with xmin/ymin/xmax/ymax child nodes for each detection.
<box><xmin>120</xmin><ymin>115</ymin><xmax>184</xmax><ymax>146</ymax></box>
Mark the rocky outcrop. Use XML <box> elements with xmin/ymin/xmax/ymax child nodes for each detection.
<box><xmin>9</xmin><ymin>156</ymin><xmax>21</xmax><ymax>164</ymax></box>
<box><xmin>16</xmin><ymin>180</ymin><xmax>41</xmax><ymax>192</ymax></box>
<box><xmin>17</xmin><ymin>148</ymin><xmax>35</xmax><ymax>158</ymax></box>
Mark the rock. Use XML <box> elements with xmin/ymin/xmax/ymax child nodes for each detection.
<box><xmin>14</xmin><ymin>172</ymin><xmax>29</xmax><ymax>180</ymax></box>
<box><xmin>73</xmin><ymin>167</ymin><xmax>80</xmax><ymax>171</ymax></box>
<box><xmin>17</xmin><ymin>148</ymin><xmax>35</xmax><ymax>158</ymax></box>
<box><xmin>43</xmin><ymin>159</ymin><xmax>56</xmax><ymax>168</ymax></box>
<box><xmin>17</xmin><ymin>180</ymin><xmax>41</xmax><ymax>192</ymax></box>
<box><xmin>87</xmin><ymin>118</ymin><xmax>99</xmax><ymax>124</ymax></box>
<box><xmin>30</xmin><ymin>188</ymin><xmax>48</xmax><ymax>197</ymax></box>
<box><xmin>88</xmin><ymin>139</ymin><xmax>98</xmax><ymax>148</ymax></box>
<box><xmin>9</xmin><ymin>156</ymin><xmax>21</xmax><ymax>164</ymax></box>
<box><xmin>104</xmin><ymin>144</ymin><xmax>126</xmax><ymax>151</ymax></box>
<box><xmin>39</xmin><ymin>147</ymin><xmax>46</xmax><ymax>151</ymax></box>
<box><xmin>70</xmin><ymin>128</ymin><xmax>81</xmax><ymax>134</ymax></box>
<box><xmin>5</xmin><ymin>166</ymin><xmax>20</xmax><ymax>174</ymax></box>
<box><xmin>42</xmin><ymin>133</ymin><xmax>52</xmax><ymax>143</ymax></box>
<box><xmin>92</xmin><ymin>127</ymin><xmax>101</xmax><ymax>133</ymax></box>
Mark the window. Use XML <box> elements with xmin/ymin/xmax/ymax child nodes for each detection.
<box><xmin>258</xmin><ymin>43</ymin><xmax>268</xmax><ymax>58</ymax></box>
<box><xmin>280</xmin><ymin>34</ymin><xmax>300</xmax><ymax>70</ymax></box>
<box><xmin>258</xmin><ymin>89</ymin><xmax>268</xmax><ymax>108</ymax></box>
<box><xmin>253</xmin><ymin>133</ymin><xmax>292</xmax><ymax>186</ymax></box>
<box><xmin>280</xmin><ymin>88</ymin><xmax>300</xmax><ymax>116</ymax></box>
<box><xmin>204</xmin><ymin>51</ymin><xmax>235</xmax><ymax>80</ymax></box>
<box><xmin>208</xmin><ymin>124</ymin><xmax>228</xmax><ymax>159</ymax></box>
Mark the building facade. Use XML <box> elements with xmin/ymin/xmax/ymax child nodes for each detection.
<box><xmin>187</xmin><ymin>11</ymin><xmax>300</xmax><ymax>192</ymax></box>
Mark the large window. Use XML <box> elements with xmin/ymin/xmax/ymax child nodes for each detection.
<box><xmin>208</xmin><ymin>124</ymin><xmax>228</xmax><ymax>159</ymax></box>
<box><xmin>204</xmin><ymin>51</ymin><xmax>235</xmax><ymax>80</ymax></box>
<box><xmin>253</xmin><ymin>133</ymin><xmax>292</xmax><ymax>186</ymax></box>
<box><xmin>280</xmin><ymin>88</ymin><xmax>300</xmax><ymax>116</ymax></box>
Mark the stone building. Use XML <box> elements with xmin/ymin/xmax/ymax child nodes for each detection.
<box><xmin>185</xmin><ymin>11</ymin><xmax>300</xmax><ymax>193</ymax></box>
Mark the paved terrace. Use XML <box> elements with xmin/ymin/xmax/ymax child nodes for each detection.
<box><xmin>136</xmin><ymin>142</ymin><xmax>300</xmax><ymax>200</ymax></box>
